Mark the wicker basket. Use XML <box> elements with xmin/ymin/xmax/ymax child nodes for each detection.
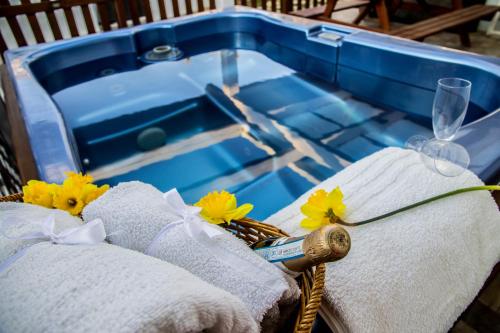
<box><xmin>0</xmin><ymin>192</ymin><xmax>325</xmax><ymax>333</ymax></box>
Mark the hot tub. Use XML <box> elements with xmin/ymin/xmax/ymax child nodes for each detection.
<box><xmin>5</xmin><ymin>7</ymin><xmax>500</xmax><ymax>219</ymax></box>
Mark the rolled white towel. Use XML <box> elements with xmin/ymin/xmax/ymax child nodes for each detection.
<box><xmin>265</xmin><ymin>147</ymin><xmax>500</xmax><ymax>333</ymax></box>
<box><xmin>0</xmin><ymin>203</ymin><xmax>259</xmax><ymax>333</ymax></box>
<box><xmin>83</xmin><ymin>182</ymin><xmax>300</xmax><ymax>331</ymax></box>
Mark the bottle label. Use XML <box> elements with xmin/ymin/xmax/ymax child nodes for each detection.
<box><xmin>254</xmin><ymin>236</ymin><xmax>305</xmax><ymax>263</ymax></box>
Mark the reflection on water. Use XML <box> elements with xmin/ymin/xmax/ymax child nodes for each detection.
<box><xmin>48</xmin><ymin>49</ymin><xmax>433</xmax><ymax>220</ymax></box>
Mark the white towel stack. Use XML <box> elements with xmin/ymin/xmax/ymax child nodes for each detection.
<box><xmin>83</xmin><ymin>181</ymin><xmax>300</xmax><ymax>332</ymax></box>
<box><xmin>265</xmin><ymin>147</ymin><xmax>500</xmax><ymax>333</ymax></box>
<box><xmin>0</xmin><ymin>203</ymin><xmax>259</xmax><ymax>333</ymax></box>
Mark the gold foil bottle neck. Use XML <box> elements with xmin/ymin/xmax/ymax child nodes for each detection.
<box><xmin>303</xmin><ymin>225</ymin><xmax>350</xmax><ymax>265</ymax></box>
<box><xmin>284</xmin><ymin>225</ymin><xmax>351</xmax><ymax>272</ymax></box>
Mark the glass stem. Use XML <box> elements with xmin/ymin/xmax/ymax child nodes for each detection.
<box><xmin>336</xmin><ymin>185</ymin><xmax>500</xmax><ymax>227</ymax></box>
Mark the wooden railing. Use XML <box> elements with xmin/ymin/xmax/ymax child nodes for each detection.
<box><xmin>234</xmin><ymin>0</ymin><xmax>326</xmax><ymax>13</ymax></box>
<box><xmin>0</xmin><ymin>0</ymin><xmax>324</xmax><ymax>57</ymax></box>
<box><xmin>0</xmin><ymin>0</ymin><xmax>114</xmax><ymax>50</ymax></box>
<box><xmin>0</xmin><ymin>0</ymin><xmax>216</xmax><ymax>56</ymax></box>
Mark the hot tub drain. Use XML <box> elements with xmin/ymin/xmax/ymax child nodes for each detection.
<box><xmin>143</xmin><ymin>45</ymin><xmax>183</xmax><ymax>62</ymax></box>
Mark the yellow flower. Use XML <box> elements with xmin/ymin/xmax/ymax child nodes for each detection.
<box><xmin>21</xmin><ymin>172</ymin><xmax>108</xmax><ymax>215</ymax></box>
<box><xmin>81</xmin><ymin>183</ymin><xmax>109</xmax><ymax>205</ymax></box>
<box><xmin>22</xmin><ymin>180</ymin><xmax>57</xmax><ymax>208</ymax></box>
<box><xmin>63</xmin><ymin>171</ymin><xmax>93</xmax><ymax>187</ymax></box>
<box><xmin>195</xmin><ymin>190</ymin><xmax>253</xmax><ymax>225</ymax></box>
<box><xmin>300</xmin><ymin>187</ymin><xmax>346</xmax><ymax>230</ymax></box>
<box><xmin>53</xmin><ymin>184</ymin><xmax>85</xmax><ymax>216</ymax></box>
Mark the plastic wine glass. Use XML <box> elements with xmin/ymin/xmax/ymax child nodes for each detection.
<box><xmin>407</xmin><ymin>78</ymin><xmax>471</xmax><ymax>177</ymax></box>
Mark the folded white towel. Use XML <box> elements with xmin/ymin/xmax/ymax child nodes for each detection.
<box><xmin>83</xmin><ymin>182</ymin><xmax>300</xmax><ymax>331</ymax></box>
<box><xmin>0</xmin><ymin>203</ymin><xmax>258</xmax><ymax>333</ymax></box>
<box><xmin>265</xmin><ymin>147</ymin><xmax>500</xmax><ymax>333</ymax></box>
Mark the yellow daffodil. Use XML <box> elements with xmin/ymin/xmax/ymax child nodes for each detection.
<box><xmin>52</xmin><ymin>183</ymin><xmax>85</xmax><ymax>216</ymax></box>
<box><xmin>195</xmin><ymin>190</ymin><xmax>253</xmax><ymax>225</ymax></box>
<box><xmin>63</xmin><ymin>171</ymin><xmax>93</xmax><ymax>187</ymax></box>
<box><xmin>81</xmin><ymin>183</ymin><xmax>109</xmax><ymax>205</ymax></box>
<box><xmin>21</xmin><ymin>171</ymin><xmax>108</xmax><ymax>216</ymax></box>
<box><xmin>300</xmin><ymin>187</ymin><xmax>346</xmax><ymax>230</ymax></box>
<box><xmin>22</xmin><ymin>180</ymin><xmax>57</xmax><ymax>208</ymax></box>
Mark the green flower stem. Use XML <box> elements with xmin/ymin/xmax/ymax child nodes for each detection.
<box><xmin>336</xmin><ymin>185</ymin><xmax>500</xmax><ymax>227</ymax></box>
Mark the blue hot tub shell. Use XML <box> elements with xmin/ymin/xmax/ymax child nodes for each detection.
<box><xmin>5</xmin><ymin>6</ymin><xmax>500</xmax><ymax>185</ymax></box>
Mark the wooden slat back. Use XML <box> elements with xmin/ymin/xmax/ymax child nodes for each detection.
<box><xmin>63</xmin><ymin>6</ymin><xmax>80</xmax><ymax>36</ymax></box>
<box><xmin>127</xmin><ymin>0</ymin><xmax>140</xmax><ymax>25</ymax></box>
<box><xmin>19</xmin><ymin>0</ymin><xmax>45</xmax><ymax>43</ymax></box>
<box><xmin>185</xmin><ymin>0</ymin><xmax>193</xmax><ymax>15</ymax></box>
<box><xmin>157</xmin><ymin>0</ymin><xmax>167</xmax><ymax>19</ymax></box>
<box><xmin>0</xmin><ymin>0</ymin><xmax>25</xmax><ymax>52</ymax></box>
<box><xmin>2</xmin><ymin>14</ymin><xmax>27</xmax><ymax>48</ymax></box>
<box><xmin>106</xmin><ymin>0</ymin><xmax>228</xmax><ymax>25</ymax></box>
<box><xmin>1</xmin><ymin>0</ymin><xmax>220</xmax><ymax>59</ymax></box>
<box><xmin>104</xmin><ymin>0</ymin><xmax>214</xmax><ymax>28</ymax></box>
<box><xmin>0</xmin><ymin>0</ymin><xmax>118</xmax><ymax>58</ymax></box>
<box><xmin>131</xmin><ymin>0</ymin><xmax>141</xmax><ymax>23</ymax></box>
<box><xmin>96</xmin><ymin>1</ymin><xmax>111</xmax><ymax>30</ymax></box>
<box><xmin>41</xmin><ymin>0</ymin><xmax>63</xmax><ymax>39</ymax></box>
<box><xmin>281</xmin><ymin>0</ymin><xmax>287</xmax><ymax>12</ymax></box>
<box><xmin>141</xmin><ymin>0</ymin><xmax>153</xmax><ymax>22</ymax></box>
<box><xmin>171</xmin><ymin>0</ymin><xmax>180</xmax><ymax>16</ymax></box>
<box><xmin>113</xmin><ymin>0</ymin><xmax>128</xmax><ymax>27</ymax></box>
<box><xmin>81</xmin><ymin>4</ymin><xmax>96</xmax><ymax>33</ymax></box>
<box><xmin>197</xmin><ymin>0</ymin><xmax>204</xmax><ymax>12</ymax></box>
<box><xmin>236</xmin><ymin>0</ymin><xmax>324</xmax><ymax>13</ymax></box>
<box><xmin>236</xmin><ymin>0</ymin><xmax>283</xmax><ymax>12</ymax></box>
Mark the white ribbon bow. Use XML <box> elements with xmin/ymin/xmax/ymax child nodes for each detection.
<box><xmin>0</xmin><ymin>214</ymin><xmax>106</xmax><ymax>273</ymax></box>
<box><xmin>1</xmin><ymin>215</ymin><xmax>106</xmax><ymax>245</ymax></box>
<box><xmin>145</xmin><ymin>189</ymin><xmax>223</xmax><ymax>255</ymax></box>
<box><xmin>145</xmin><ymin>189</ymin><xmax>287</xmax><ymax>294</ymax></box>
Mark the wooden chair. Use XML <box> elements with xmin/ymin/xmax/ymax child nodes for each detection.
<box><xmin>0</xmin><ymin>0</ymin><xmax>216</xmax><ymax>57</ymax></box>
<box><xmin>290</xmin><ymin>0</ymin><xmax>391</xmax><ymax>31</ymax></box>
<box><xmin>292</xmin><ymin>0</ymin><xmax>498</xmax><ymax>46</ymax></box>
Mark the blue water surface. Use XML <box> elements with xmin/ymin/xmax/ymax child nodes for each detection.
<box><xmin>48</xmin><ymin>49</ymin><xmax>436</xmax><ymax>220</ymax></box>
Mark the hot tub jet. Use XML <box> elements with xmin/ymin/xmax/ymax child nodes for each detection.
<box><xmin>143</xmin><ymin>45</ymin><xmax>184</xmax><ymax>62</ymax></box>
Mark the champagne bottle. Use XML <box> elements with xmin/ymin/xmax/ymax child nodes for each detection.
<box><xmin>251</xmin><ymin>225</ymin><xmax>351</xmax><ymax>274</ymax></box>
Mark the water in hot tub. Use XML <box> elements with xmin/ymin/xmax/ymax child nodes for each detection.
<box><xmin>46</xmin><ymin>49</ymin><xmax>434</xmax><ymax>220</ymax></box>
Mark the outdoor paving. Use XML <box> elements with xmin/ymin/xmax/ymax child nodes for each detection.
<box><xmin>423</xmin><ymin>32</ymin><xmax>500</xmax><ymax>58</ymax></box>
